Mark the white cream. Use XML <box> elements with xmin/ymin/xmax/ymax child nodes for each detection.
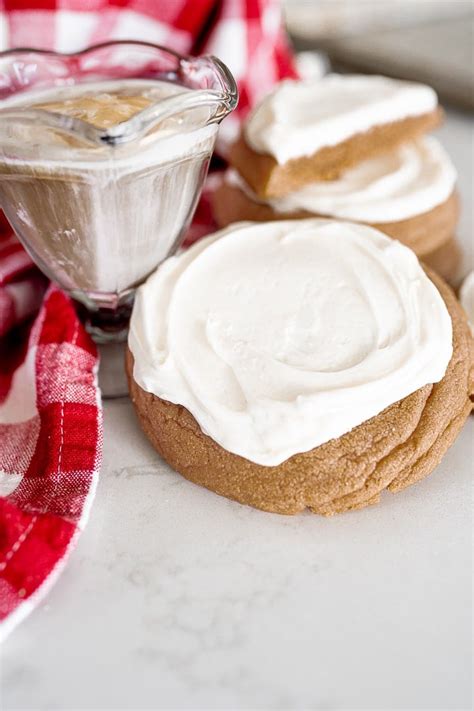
<box><xmin>227</xmin><ymin>137</ymin><xmax>456</xmax><ymax>222</ymax></box>
<box><xmin>245</xmin><ymin>75</ymin><xmax>438</xmax><ymax>164</ymax></box>
<box><xmin>460</xmin><ymin>271</ymin><xmax>474</xmax><ymax>333</ymax></box>
<box><xmin>129</xmin><ymin>219</ymin><xmax>453</xmax><ymax>466</ymax></box>
<box><xmin>0</xmin><ymin>80</ymin><xmax>218</xmax><ymax>294</ymax></box>
<box><xmin>0</xmin><ymin>80</ymin><xmax>215</xmax><ymax>170</ymax></box>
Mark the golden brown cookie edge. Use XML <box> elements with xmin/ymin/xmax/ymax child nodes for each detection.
<box><xmin>230</xmin><ymin>109</ymin><xmax>442</xmax><ymax>198</ymax></box>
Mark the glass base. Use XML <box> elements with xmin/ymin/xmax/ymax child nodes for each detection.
<box><xmin>97</xmin><ymin>340</ymin><xmax>129</xmax><ymax>398</ymax></box>
<box><xmin>74</xmin><ymin>298</ymin><xmax>132</xmax><ymax>398</ymax></box>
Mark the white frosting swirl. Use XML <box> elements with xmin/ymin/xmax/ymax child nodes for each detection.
<box><xmin>227</xmin><ymin>137</ymin><xmax>456</xmax><ymax>222</ymax></box>
<box><xmin>129</xmin><ymin>220</ymin><xmax>452</xmax><ymax>466</ymax></box>
<box><xmin>245</xmin><ymin>75</ymin><xmax>438</xmax><ymax>164</ymax></box>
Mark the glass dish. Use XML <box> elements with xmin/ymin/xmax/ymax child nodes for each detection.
<box><xmin>0</xmin><ymin>41</ymin><xmax>238</xmax><ymax>344</ymax></box>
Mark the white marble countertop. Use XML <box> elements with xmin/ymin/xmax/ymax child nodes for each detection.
<box><xmin>2</xmin><ymin>110</ymin><xmax>473</xmax><ymax>711</ymax></box>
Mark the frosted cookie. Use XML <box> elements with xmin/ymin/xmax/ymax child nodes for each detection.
<box><xmin>214</xmin><ymin>137</ymin><xmax>460</xmax><ymax>281</ymax></box>
<box><xmin>127</xmin><ymin>220</ymin><xmax>473</xmax><ymax>516</ymax></box>
<box><xmin>230</xmin><ymin>75</ymin><xmax>441</xmax><ymax>198</ymax></box>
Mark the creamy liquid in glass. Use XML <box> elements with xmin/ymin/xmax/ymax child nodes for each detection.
<box><xmin>0</xmin><ymin>80</ymin><xmax>218</xmax><ymax>296</ymax></box>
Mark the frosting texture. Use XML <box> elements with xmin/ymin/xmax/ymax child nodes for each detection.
<box><xmin>245</xmin><ymin>74</ymin><xmax>438</xmax><ymax>164</ymax></box>
<box><xmin>227</xmin><ymin>137</ymin><xmax>456</xmax><ymax>222</ymax></box>
<box><xmin>129</xmin><ymin>220</ymin><xmax>453</xmax><ymax>466</ymax></box>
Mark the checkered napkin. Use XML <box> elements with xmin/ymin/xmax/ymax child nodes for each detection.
<box><xmin>0</xmin><ymin>0</ymin><xmax>296</xmax><ymax>640</ymax></box>
<box><xmin>0</xmin><ymin>223</ymin><xmax>102</xmax><ymax>641</ymax></box>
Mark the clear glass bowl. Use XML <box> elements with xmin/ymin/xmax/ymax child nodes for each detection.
<box><xmin>0</xmin><ymin>41</ymin><xmax>238</xmax><ymax>342</ymax></box>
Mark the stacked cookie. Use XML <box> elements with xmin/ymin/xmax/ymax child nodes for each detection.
<box><xmin>213</xmin><ymin>74</ymin><xmax>460</xmax><ymax>282</ymax></box>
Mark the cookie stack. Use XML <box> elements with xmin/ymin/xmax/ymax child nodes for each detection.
<box><xmin>213</xmin><ymin>74</ymin><xmax>461</xmax><ymax>282</ymax></box>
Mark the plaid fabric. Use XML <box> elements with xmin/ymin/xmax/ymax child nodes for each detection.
<box><xmin>0</xmin><ymin>276</ymin><xmax>102</xmax><ymax>641</ymax></box>
<box><xmin>0</xmin><ymin>0</ymin><xmax>296</xmax><ymax>640</ymax></box>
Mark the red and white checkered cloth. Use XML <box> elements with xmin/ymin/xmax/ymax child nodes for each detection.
<box><xmin>0</xmin><ymin>0</ymin><xmax>296</xmax><ymax>640</ymax></box>
<box><xmin>0</xmin><ymin>222</ymin><xmax>102</xmax><ymax>641</ymax></box>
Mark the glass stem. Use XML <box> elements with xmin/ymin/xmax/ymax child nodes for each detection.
<box><xmin>76</xmin><ymin>300</ymin><xmax>133</xmax><ymax>344</ymax></box>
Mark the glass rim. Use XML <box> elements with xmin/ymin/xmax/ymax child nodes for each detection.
<box><xmin>0</xmin><ymin>39</ymin><xmax>195</xmax><ymax>61</ymax></box>
<box><xmin>0</xmin><ymin>40</ymin><xmax>239</xmax><ymax>146</ymax></box>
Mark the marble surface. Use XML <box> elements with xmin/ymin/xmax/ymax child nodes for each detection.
<box><xmin>1</xmin><ymin>110</ymin><xmax>473</xmax><ymax>711</ymax></box>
